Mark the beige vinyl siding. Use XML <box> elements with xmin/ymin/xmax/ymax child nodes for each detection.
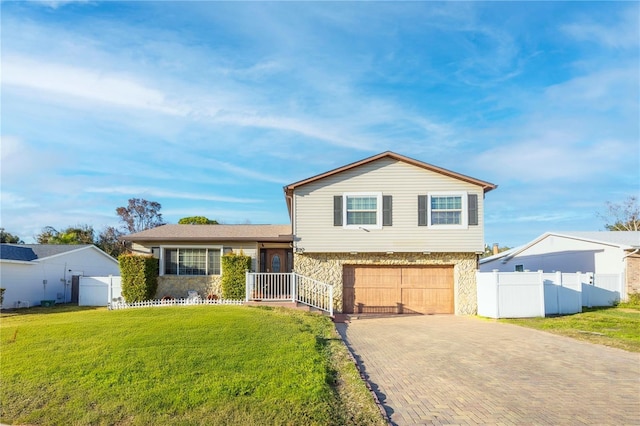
<box><xmin>293</xmin><ymin>158</ymin><xmax>485</xmax><ymax>253</ymax></box>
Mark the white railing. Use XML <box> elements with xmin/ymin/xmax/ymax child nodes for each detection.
<box><xmin>246</xmin><ymin>272</ymin><xmax>334</xmax><ymax>316</ymax></box>
<box><xmin>108</xmin><ymin>297</ymin><xmax>244</xmax><ymax>310</ymax></box>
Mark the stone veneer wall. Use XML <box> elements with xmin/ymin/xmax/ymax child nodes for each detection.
<box><xmin>156</xmin><ymin>275</ymin><xmax>223</xmax><ymax>299</ymax></box>
<box><xmin>293</xmin><ymin>252</ymin><xmax>478</xmax><ymax>315</ymax></box>
<box><xmin>626</xmin><ymin>254</ymin><xmax>640</xmax><ymax>297</ymax></box>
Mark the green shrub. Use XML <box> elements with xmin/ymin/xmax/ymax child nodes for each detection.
<box><xmin>118</xmin><ymin>254</ymin><xmax>159</xmax><ymax>302</ymax></box>
<box><xmin>620</xmin><ymin>292</ymin><xmax>640</xmax><ymax>308</ymax></box>
<box><xmin>221</xmin><ymin>251</ymin><xmax>251</xmax><ymax>300</ymax></box>
<box><xmin>0</xmin><ymin>288</ymin><xmax>5</xmax><ymax>306</ymax></box>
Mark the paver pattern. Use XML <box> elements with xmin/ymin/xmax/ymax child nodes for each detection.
<box><xmin>336</xmin><ymin>315</ymin><xmax>640</xmax><ymax>425</ymax></box>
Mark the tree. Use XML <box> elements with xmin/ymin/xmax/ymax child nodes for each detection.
<box><xmin>96</xmin><ymin>226</ymin><xmax>127</xmax><ymax>258</ymax></box>
<box><xmin>178</xmin><ymin>216</ymin><xmax>218</xmax><ymax>225</ymax></box>
<box><xmin>36</xmin><ymin>225</ymin><xmax>95</xmax><ymax>245</ymax></box>
<box><xmin>116</xmin><ymin>198</ymin><xmax>165</xmax><ymax>234</ymax></box>
<box><xmin>599</xmin><ymin>196</ymin><xmax>639</xmax><ymax>231</ymax></box>
<box><xmin>0</xmin><ymin>228</ymin><xmax>23</xmax><ymax>244</ymax></box>
<box><xmin>480</xmin><ymin>243</ymin><xmax>511</xmax><ymax>258</ymax></box>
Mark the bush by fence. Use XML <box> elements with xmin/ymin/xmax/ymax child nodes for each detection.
<box><xmin>119</xmin><ymin>254</ymin><xmax>159</xmax><ymax>302</ymax></box>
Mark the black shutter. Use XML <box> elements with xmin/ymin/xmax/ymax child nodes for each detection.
<box><xmin>468</xmin><ymin>194</ymin><xmax>478</xmax><ymax>226</ymax></box>
<box><xmin>383</xmin><ymin>195</ymin><xmax>392</xmax><ymax>226</ymax></box>
<box><xmin>334</xmin><ymin>195</ymin><xmax>343</xmax><ymax>226</ymax></box>
<box><xmin>418</xmin><ymin>195</ymin><xmax>428</xmax><ymax>226</ymax></box>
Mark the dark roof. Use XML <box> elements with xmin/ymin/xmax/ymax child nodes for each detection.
<box><xmin>122</xmin><ymin>224</ymin><xmax>293</xmax><ymax>243</ymax></box>
<box><xmin>283</xmin><ymin>151</ymin><xmax>497</xmax><ymax>217</ymax></box>
<box><xmin>0</xmin><ymin>245</ymin><xmax>37</xmax><ymax>261</ymax></box>
<box><xmin>0</xmin><ymin>244</ymin><xmax>93</xmax><ymax>261</ymax></box>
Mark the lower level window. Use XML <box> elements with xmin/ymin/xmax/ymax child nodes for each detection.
<box><xmin>164</xmin><ymin>248</ymin><xmax>221</xmax><ymax>275</ymax></box>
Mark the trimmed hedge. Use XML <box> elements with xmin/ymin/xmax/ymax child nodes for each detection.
<box><xmin>221</xmin><ymin>251</ymin><xmax>251</xmax><ymax>300</ymax></box>
<box><xmin>118</xmin><ymin>254</ymin><xmax>159</xmax><ymax>302</ymax></box>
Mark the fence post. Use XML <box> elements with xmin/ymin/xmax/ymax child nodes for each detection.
<box><xmin>492</xmin><ymin>269</ymin><xmax>500</xmax><ymax>318</ymax></box>
<box><xmin>108</xmin><ymin>275</ymin><xmax>113</xmax><ymax>307</ymax></box>
<box><xmin>555</xmin><ymin>271</ymin><xmax>562</xmax><ymax>315</ymax></box>
<box><xmin>245</xmin><ymin>270</ymin><xmax>250</xmax><ymax>301</ymax></box>
<box><xmin>538</xmin><ymin>270</ymin><xmax>545</xmax><ymax>317</ymax></box>
<box><xmin>581</xmin><ymin>271</ymin><xmax>590</xmax><ymax>308</ymax></box>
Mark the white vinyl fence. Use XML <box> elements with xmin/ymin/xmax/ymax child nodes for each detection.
<box><xmin>477</xmin><ymin>271</ymin><xmax>623</xmax><ymax>318</ymax></box>
<box><xmin>79</xmin><ymin>276</ymin><xmax>122</xmax><ymax>306</ymax></box>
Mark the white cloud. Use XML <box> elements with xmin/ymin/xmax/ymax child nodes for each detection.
<box><xmin>3</xmin><ymin>56</ymin><xmax>187</xmax><ymax>116</ymax></box>
<box><xmin>84</xmin><ymin>186</ymin><xmax>262</xmax><ymax>204</ymax></box>
<box><xmin>562</xmin><ymin>6</ymin><xmax>640</xmax><ymax>49</ymax></box>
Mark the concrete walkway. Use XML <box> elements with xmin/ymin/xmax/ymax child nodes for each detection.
<box><xmin>336</xmin><ymin>315</ymin><xmax>640</xmax><ymax>425</ymax></box>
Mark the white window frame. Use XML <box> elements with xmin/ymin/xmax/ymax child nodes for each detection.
<box><xmin>159</xmin><ymin>245</ymin><xmax>223</xmax><ymax>276</ymax></box>
<box><xmin>427</xmin><ymin>192</ymin><xmax>468</xmax><ymax>229</ymax></box>
<box><xmin>343</xmin><ymin>192</ymin><xmax>383</xmax><ymax>230</ymax></box>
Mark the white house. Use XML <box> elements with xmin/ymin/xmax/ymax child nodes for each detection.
<box><xmin>480</xmin><ymin>231</ymin><xmax>640</xmax><ymax>299</ymax></box>
<box><xmin>0</xmin><ymin>244</ymin><xmax>120</xmax><ymax>309</ymax></box>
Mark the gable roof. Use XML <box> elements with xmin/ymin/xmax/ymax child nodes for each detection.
<box><xmin>283</xmin><ymin>151</ymin><xmax>497</xmax><ymax>217</ymax></box>
<box><xmin>122</xmin><ymin>224</ymin><xmax>293</xmax><ymax>243</ymax></box>
<box><xmin>0</xmin><ymin>244</ymin><xmax>118</xmax><ymax>263</ymax></box>
<box><xmin>480</xmin><ymin>231</ymin><xmax>640</xmax><ymax>264</ymax></box>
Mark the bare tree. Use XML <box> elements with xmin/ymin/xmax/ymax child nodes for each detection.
<box><xmin>96</xmin><ymin>226</ymin><xmax>127</xmax><ymax>258</ymax></box>
<box><xmin>599</xmin><ymin>196</ymin><xmax>639</xmax><ymax>231</ymax></box>
<box><xmin>116</xmin><ymin>198</ymin><xmax>165</xmax><ymax>234</ymax></box>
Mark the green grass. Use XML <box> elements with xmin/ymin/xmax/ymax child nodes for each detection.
<box><xmin>0</xmin><ymin>305</ymin><xmax>385</xmax><ymax>426</ymax></box>
<box><xmin>500</xmin><ymin>306</ymin><xmax>640</xmax><ymax>352</ymax></box>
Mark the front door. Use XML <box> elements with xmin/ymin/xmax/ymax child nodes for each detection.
<box><xmin>260</xmin><ymin>248</ymin><xmax>293</xmax><ymax>273</ymax></box>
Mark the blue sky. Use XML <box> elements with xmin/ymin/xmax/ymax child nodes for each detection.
<box><xmin>1</xmin><ymin>1</ymin><xmax>638</xmax><ymax>247</ymax></box>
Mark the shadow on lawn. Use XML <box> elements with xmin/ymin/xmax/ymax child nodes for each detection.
<box><xmin>0</xmin><ymin>303</ymin><xmax>104</xmax><ymax>318</ymax></box>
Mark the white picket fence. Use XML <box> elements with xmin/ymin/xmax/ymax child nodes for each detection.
<box><xmin>477</xmin><ymin>271</ymin><xmax>624</xmax><ymax>318</ymax></box>
<box><xmin>109</xmin><ymin>297</ymin><xmax>244</xmax><ymax>310</ymax></box>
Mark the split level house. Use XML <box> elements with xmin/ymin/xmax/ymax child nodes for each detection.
<box><xmin>124</xmin><ymin>151</ymin><xmax>497</xmax><ymax>315</ymax></box>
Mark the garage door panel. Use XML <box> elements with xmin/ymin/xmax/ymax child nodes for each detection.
<box><xmin>402</xmin><ymin>288</ymin><xmax>453</xmax><ymax>314</ymax></box>
<box><xmin>353</xmin><ymin>289</ymin><xmax>399</xmax><ymax>314</ymax></box>
<box><xmin>343</xmin><ymin>265</ymin><xmax>454</xmax><ymax>314</ymax></box>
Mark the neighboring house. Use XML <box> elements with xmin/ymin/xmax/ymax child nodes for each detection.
<box><xmin>479</xmin><ymin>231</ymin><xmax>640</xmax><ymax>298</ymax></box>
<box><xmin>0</xmin><ymin>244</ymin><xmax>120</xmax><ymax>308</ymax></box>
<box><xmin>285</xmin><ymin>151</ymin><xmax>496</xmax><ymax>315</ymax></box>
<box><xmin>124</xmin><ymin>151</ymin><xmax>496</xmax><ymax>315</ymax></box>
<box><xmin>123</xmin><ymin>224</ymin><xmax>293</xmax><ymax>299</ymax></box>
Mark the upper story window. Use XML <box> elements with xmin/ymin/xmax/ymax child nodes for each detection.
<box><xmin>334</xmin><ymin>192</ymin><xmax>391</xmax><ymax>229</ymax></box>
<box><xmin>163</xmin><ymin>247</ymin><xmax>221</xmax><ymax>276</ymax></box>
<box><xmin>430</xmin><ymin>195</ymin><xmax>462</xmax><ymax>225</ymax></box>
<box><xmin>346</xmin><ymin>195</ymin><xmax>378</xmax><ymax>225</ymax></box>
<box><xmin>419</xmin><ymin>192</ymin><xmax>475</xmax><ymax>229</ymax></box>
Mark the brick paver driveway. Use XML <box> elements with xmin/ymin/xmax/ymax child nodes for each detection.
<box><xmin>336</xmin><ymin>315</ymin><xmax>640</xmax><ymax>425</ymax></box>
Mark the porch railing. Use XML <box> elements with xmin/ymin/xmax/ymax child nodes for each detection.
<box><xmin>245</xmin><ymin>272</ymin><xmax>333</xmax><ymax>316</ymax></box>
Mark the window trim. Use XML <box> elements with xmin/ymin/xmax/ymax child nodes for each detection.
<box><xmin>343</xmin><ymin>192</ymin><xmax>383</xmax><ymax>230</ymax></box>
<box><xmin>159</xmin><ymin>245</ymin><xmax>223</xmax><ymax>276</ymax></box>
<box><xmin>427</xmin><ymin>191</ymin><xmax>468</xmax><ymax>229</ymax></box>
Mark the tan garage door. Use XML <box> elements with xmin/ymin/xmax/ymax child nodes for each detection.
<box><xmin>343</xmin><ymin>265</ymin><xmax>454</xmax><ymax>314</ymax></box>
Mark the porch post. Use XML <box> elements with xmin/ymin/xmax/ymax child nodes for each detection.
<box><xmin>291</xmin><ymin>273</ymin><xmax>297</xmax><ymax>302</ymax></box>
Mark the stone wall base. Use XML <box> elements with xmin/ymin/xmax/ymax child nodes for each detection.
<box><xmin>156</xmin><ymin>275</ymin><xmax>222</xmax><ymax>299</ymax></box>
<box><xmin>293</xmin><ymin>252</ymin><xmax>478</xmax><ymax>315</ymax></box>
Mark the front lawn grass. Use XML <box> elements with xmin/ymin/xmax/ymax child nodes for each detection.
<box><xmin>500</xmin><ymin>306</ymin><xmax>640</xmax><ymax>352</ymax></box>
<box><xmin>0</xmin><ymin>305</ymin><xmax>385</xmax><ymax>425</ymax></box>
